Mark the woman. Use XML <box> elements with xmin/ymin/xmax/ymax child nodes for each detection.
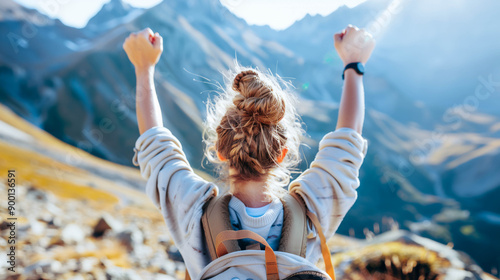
<box><xmin>124</xmin><ymin>24</ymin><xmax>375</xmax><ymax>278</ymax></box>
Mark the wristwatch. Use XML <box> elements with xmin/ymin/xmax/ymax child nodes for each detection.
<box><xmin>342</xmin><ymin>62</ymin><xmax>365</xmax><ymax>80</ymax></box>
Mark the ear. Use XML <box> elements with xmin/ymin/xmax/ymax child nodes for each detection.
<box><xmin>217</xmin><ymin>151</ymin><xmax>227</xmax><ymax>162</ymax></box>
<box><xmin>277</xmin><ymin>147</ymin><xmax>288</xmax><ymax>164</ymax></box>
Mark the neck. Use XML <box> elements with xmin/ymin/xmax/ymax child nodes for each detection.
<box><xmin>230</xmin><ymin>175</ymin><xmax>273</xmax><ymax>208</ymax></box>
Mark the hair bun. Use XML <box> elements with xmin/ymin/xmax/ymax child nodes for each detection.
<box><xmin>231</xmin><ymin>70</ymin><xmax>285</xmax><ymax>125</ymax></box>
<box><xmin>232</xmin><ymin>70</ymin><xmax>258</xmax><ymax>93</ymax></box>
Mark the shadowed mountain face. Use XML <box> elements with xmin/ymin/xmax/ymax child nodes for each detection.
<box><xmin>1</xmin><ymin>0</ymin><xmax>500</xmax><ymax>274</ymax></box>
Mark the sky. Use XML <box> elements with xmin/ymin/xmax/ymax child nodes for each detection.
<box><xmin>14</xmin><ymin>0</ymin><xmax>367</xmax><ymax>30</ymax></box>
<box><xmin>220</xmin><ymin>0</ymin><xmax>367</xmax><ymax>30</ymax></box>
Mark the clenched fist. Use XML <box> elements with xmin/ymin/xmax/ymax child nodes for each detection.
<box><xmin>334</xmin><ymin>25</ymin><xmax>375</xmax><ymax>66</ymax></box>
<box><xmin>123</xmin><ymin>28</ymin><xmax>163</xmax><ymax>71</ymax></box>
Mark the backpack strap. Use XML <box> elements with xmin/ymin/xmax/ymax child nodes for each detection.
<box><xmin>278</xmin><ymin>193</ymin><xmax>308</xmax><ymax>257</ymax></box>
<box><xmin>216</xmin><ymin>230</ymin><xmax>280</xmax><ymax>280</ymax></box>
<box><xmin>201</xmin><ymin>193</ymin><xmax>239</xmax><ymax>261</ymax></box>
<box><xmin>307</xmin><ymin>211</ymin><xmax>336</xmax><ymax>280</ymax></box>
<box><xmin>290</xmin><ymin>192</ymin><xmax>336</xmax><ymax>280</ymax></box>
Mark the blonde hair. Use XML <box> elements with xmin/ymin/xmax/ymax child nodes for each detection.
<box><xmin>203</xmin><ymin>65</ymin><xmax>304</xmax><ymax>194</ymax></box>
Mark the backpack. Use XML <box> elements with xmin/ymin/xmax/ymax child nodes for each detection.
<box><xmin>186</xmin><ymin>193</ymin><xmax>336</xmax><ymax>280</ymax></box>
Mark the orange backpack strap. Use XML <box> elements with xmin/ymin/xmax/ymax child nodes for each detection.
<box><xmin>278</xmin><ymin>193</ymin><xmax>308</xmax><ymax>257</ymax></box>
<box><xmin>201</xmin><ymin>193</ymin><xmax>239</xmax><ymax>261</ymax></box>
<box><xmin>306</xmin><ymin>211</ymin><xmax>336</xmax><ymax>280</ymax></box>
<box><xmin>290</xmin><ymin>192</ymin><xmax>336</xmax><ymax>280</ymax></box>
<box><xmin>216</xmin><ymin>230</ymin><xmax>280</xmax><ymax>280</ymax></box>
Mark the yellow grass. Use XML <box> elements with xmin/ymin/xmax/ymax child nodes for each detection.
<box><xmin>0</xmin><ymin>140</ymin><xmax>118</xmax><ymax>204</ymax></box>
<box><xmin>332</xmin><ymin>241</ymin><xmax>452</xmax><ymax>279</ymax></box>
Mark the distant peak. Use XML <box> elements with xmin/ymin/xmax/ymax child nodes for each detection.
<box><xmin>0</xmin><ymin>0</ymin><xmax>54</xmax><ymax>25</ymax></box>
<box><xmin>102</xmin><ymin>0</ymin><xmax>132</xmax><ymax>11</ymax></box>
<box><xmin>85</xmin><ymin>0</ymin><xmax>137</xmax><ymax>28</ymax></box>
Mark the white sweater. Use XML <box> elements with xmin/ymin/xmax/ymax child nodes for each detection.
<box><xmin>133</xmin><ymin>126</ymin><xmax>368</xmax><ymax>278</ymax></box>
<box><xmin>228</xmin><ymin>195</ymin><xmax>284</xmax><ymax>250</ymax></box>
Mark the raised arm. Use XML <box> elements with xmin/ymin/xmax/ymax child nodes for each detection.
<box><xmin>334</xmin><ymin>25</ymin><xmax>375</xmax><ymax>134</ymax></box>
<box><xmin>123</xmin><ymin>28</ymin><xmax>164</xmax><ymax>134</ymax></box>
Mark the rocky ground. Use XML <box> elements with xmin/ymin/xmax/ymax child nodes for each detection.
<box><xmin>0</xmin><ymin>181</ymin><xmax>184</xmax><ymax>280</ymax></box>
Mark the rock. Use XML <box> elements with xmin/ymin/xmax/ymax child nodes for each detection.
<box><xmin>45</xmin><ymin>202</ymin><xmax>63</xmax><ymax>216</ymax></box>
<box><xmin>93</xmin><ymin>214</ymin><xmax>123</xmax><ymax>237</ymax></box>
<box><xmin>157</xmin><ymin>234</ymin><xmax>171</xmax><ymax>246</ymax></box>
<box><xmin>116</xmin><ymin>226</ymin><xmax>144</xmax><ymax>252</ymax></box>
<box><xmin>79</xmin><ymin>257</ymin><xmax>100</xmax><ymax>273</ymax></box>
<box><xmin>29</xmin><ymin>220</ymin><xmax>46</xmax><ymax>235</ymax></box>
<box><xmin>5</xmin><ymin>274</ymin><xmax>22</xmax><ymax>280</ymax></box>
<box><xmin>130</xmin><ymin>244</ymin><xmax>153</xmax><ymax>268</ymax></box>
<box><xmin>105</xmin><ymin>266</ymin><xmax>141</xmax><ymax>280</ymax></box>
<box><xmin>65</xmin><ymin>258</ymin><xmax>79</xmax><ymax>272</ymax></box>
<box><xmin>153</xmin><ymin>274</ymin><xmax>177</xmax><ymax>280</ymax></box>
<box><xmin>100</xmin><ymin>258</ymin><xmax>114</xmax><ymax>269</ymax></box>
<box><xmin>175</xmin><ymin>262</ymin><xmax>186</xmax><ymax>273</ymax></box>
<box><xmin>79</xmin><ymin>239</ymin><xmax>98</xmax><ymax>252</ymax></box>
<box><xmin>26</xmin><ymin>186</ymin><xmax>54</xmax><ymax>203</ymax></box>
<box><xmin>24</xmin><ymin>260</ymin><xmax>63</xmax><ymax>275</ymax></box>
<box><xmin>39</xmin><ymin>212</ymin><xmax>63</xmax><ymax>228</ymax></box>
<box><xmin>45</xmin><ymin>228</ymin><xmax>60</xmax><ymax>238</ymax></box>
<box><xmin>158</xmin><ymin>259</ymin><xmax>177</xmax><ymax>276</ymax></box>
<box><xmin>148</xmin><ymin>250</ymin><xmax>174</xmax><ymax>274</ymax></box>
<box><xmin>47</xmin><ymin>236</ymin><xmax>65</xmax><ymax>248</ymax></box>
<box><xmin>0</xmin><ymin>237</ymin><xmax>7</xmax><ymax>247</ymax></box>
<box><xmin>61</xmin><ymin>223</ymin><xmax>86</xmax><ymax>245</ymax></box>
<box><xmin>38</xmin><ymin>236</ymin><xmax>50</xmax><ymax>247</ymax></box>
<box><xmin>443</xmin><ymin>268</ymin><xmax>475</xmax><ymax>280</ymax></box>
<box><xmin>68</xmin><ymin>275</ymin><xmax>85</xmax><ymax>280</ymax></box>
<box><xmin>0</xmin><ymin>220</ymin><xmax>11</xmax><ymax>231</ymax></box>
<box><xmin>92</xmin><ymin>268</ymin><xmax>107</xmax><ymax>280</ymax></box>
<box><xmin>167</xmin><ymin>245</ymin><xmax>184</xmax><ymax>262</ymax></box>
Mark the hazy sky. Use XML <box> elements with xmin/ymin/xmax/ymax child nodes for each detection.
<box><xmin>221</xmin><ymin>0</ymin><xmax>367</xmax><ymax>30</ymax></box>
<box><xmin>14</xmin><ymin>0</ymin><xmax>366</xmax><ymax>30</ymax></box>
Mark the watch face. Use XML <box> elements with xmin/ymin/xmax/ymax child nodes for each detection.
<box><xmin>356</xmin><ymin>62</ymin><xmax>365</xmax><ymax>74</ymax></box>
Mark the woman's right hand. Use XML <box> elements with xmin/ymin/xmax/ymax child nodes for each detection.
<box><xmin>123</xmin><ymin>28</ymin><xmax>163</xmax><ymax>71</ymax></box>
<box><xmin>334</xmin><ymin>25</ymin><xmax>375</xmax><ymax>66</ymax></box>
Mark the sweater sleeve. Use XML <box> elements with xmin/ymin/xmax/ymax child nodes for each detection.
<box><xmin>132</xmin><ymin>126</ymin><xmax>218</xmax><ymax>248</ymax></box>
<box><xmin>289</xmin><ymin>127</ymin><xmax>368</xmax><ymax>240</ymax></box>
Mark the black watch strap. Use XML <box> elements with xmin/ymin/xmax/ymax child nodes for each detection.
<box><xmin>342</xmin><ymin>62</ymin><xmax>365</xmax><ymax>80</ymax></box>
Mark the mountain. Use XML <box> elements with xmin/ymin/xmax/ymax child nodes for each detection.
<box><xmin>85</xmin><ymin>0</ymin><xmax>145</xmax><ymax>36</ymax></box>
<box><xmin>1</xmin><ymin>0</ymin><xmax>500</xmax><ymax>275</ymax></box>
